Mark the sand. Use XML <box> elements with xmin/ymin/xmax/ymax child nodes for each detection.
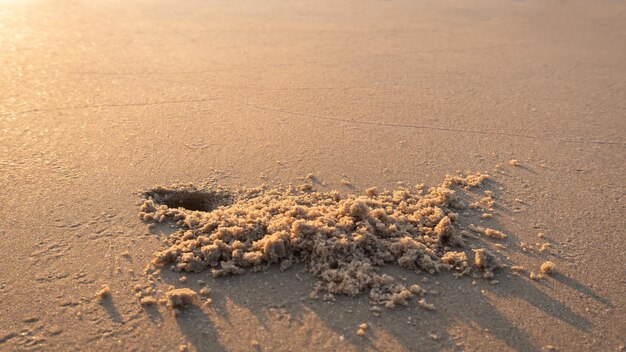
<box><xmin>166</xmin><ymin>288</ymin><xmax>198</xmax><ymax>308</ymax></box>
<box><xmin>140</xmin><ymin>173</ymin><xmax>515</xmax><ymax>306</ymax></box>
<box><xmin>95</xmin><ymin>286</ymin><xmax>111</xmax><ymax>301</ymax></box>
<box><xmin>540</xmin><ymin>261</ymin><xmax>555</xmax><ymax>275</ymax></box>
<box><xmin>1</xmin><ymin>0</ymin><xmax>625</xmax><ymax>351</ymax></box>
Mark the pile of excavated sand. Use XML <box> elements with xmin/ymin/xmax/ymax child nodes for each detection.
<box><xmin>139</xmin><ymin>173</ymin><xmax>505</xmax><ymax>307</ymax></box>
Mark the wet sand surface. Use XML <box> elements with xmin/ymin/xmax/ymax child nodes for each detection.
<box><xmin>1</xmin><ymin>0</ymin><xmax>625</xmax><ymax>351</ymax></box>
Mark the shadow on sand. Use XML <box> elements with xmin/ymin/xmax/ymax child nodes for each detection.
<box><xmin>143</xmin><ymin>177</ymin><xmax>610</xmax><ymax>351</ymax></box>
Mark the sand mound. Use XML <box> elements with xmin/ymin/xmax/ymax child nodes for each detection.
<box><xmin>139</xmin><ymin>173</ymin><xmax>504</xmax><ymax>307</ymax></box>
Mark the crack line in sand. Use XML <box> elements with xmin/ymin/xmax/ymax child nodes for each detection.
<box><xmin>0</xmin><ymin>98</ymin><xmax>220</xmax><ymax>118</ymax></box>
<box><xmin>244</xmin><ymin>103</ymin><xmax>626</xmax><ymax>146</ymax></box>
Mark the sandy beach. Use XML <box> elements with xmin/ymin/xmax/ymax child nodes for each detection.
<box><xmin>1</xmin><ymin>0</ymin><xmax>625</xmax><ymax>351</ymax></box>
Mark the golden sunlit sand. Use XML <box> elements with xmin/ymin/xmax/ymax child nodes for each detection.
<box><xmin>1</xmin><ymin>0</ymin><xmax>625</xmax><ymax>351</ymax></box>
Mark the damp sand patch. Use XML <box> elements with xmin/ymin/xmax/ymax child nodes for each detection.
<box><xmin>138</xmin><ymin>174</ymin><xmax>509</xmax><ymax>307</ymax></box>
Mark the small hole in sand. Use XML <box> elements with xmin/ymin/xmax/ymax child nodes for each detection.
<box><xmin>147</xmin><ymin>189</ymin><xmax>231</xmax><ymax>212</ymax></box>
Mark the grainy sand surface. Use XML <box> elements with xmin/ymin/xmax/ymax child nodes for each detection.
<box><xmin>1</xmin><ymin>0</ymin><xmax>625</xmax><ymax>351</ymax></box>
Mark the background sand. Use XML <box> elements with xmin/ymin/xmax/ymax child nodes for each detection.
<box><xmin>1</xmin><ymin>0</ymin><xmax>625</xmax><ymax>351</ymax></box>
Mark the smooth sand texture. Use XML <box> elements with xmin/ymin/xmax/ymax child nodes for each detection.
<box><xmin>1</xmin><ymin>0</ymin><xmax>625</xmax><ymax>351</ymax></box>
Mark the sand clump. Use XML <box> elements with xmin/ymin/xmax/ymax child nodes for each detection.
<box><xmin>469</xmin><ymin>224</ymin><xmax>507</xmax><ymax>239</ymax></box>
<box><xmin>540</xmin><ymin>261</ymin><xmax>555</xmax><ymax>274</ymax></box>
<box><xmin>472</xmin><ymin>249</ymin><xmax>500</xmax><ymax>278</ymax></box>
<box><xmin>139</xmin><ymin>173</ymin><xmax>511</xmax><ymax>307</ymax></box>
<box><xmin>166</xmin><ymin>288</ymin><xmax>197</xmax><ymax>307</ymax></box>
<box><xmin>530</xmin><ymin>262</ymin><xmax>555</xmax><ymax>281</ymax></box>
<box><xmin>140</xmin><ymin>296</ymin><xmax>158</xmax><ymax>306</ymax></box>
<box><xmin>418</xmin><ymin>298</ymin><xmax>436</xmax><ymax>310</ymax></box>
<box><xmin>95</xmin><ymin>286</ymin><xmax>111</xmax><ymax>301</ymax></box>
<box><xmin>356</xmin><ymin>323</ymin><xmax>368</xmax><ymax>336</ymax></box>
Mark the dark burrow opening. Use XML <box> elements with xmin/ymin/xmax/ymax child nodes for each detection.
<box><xmin>144</xmin><ymin>188</ymin><xmax>233</xmax><ymax>212</ymax></box>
